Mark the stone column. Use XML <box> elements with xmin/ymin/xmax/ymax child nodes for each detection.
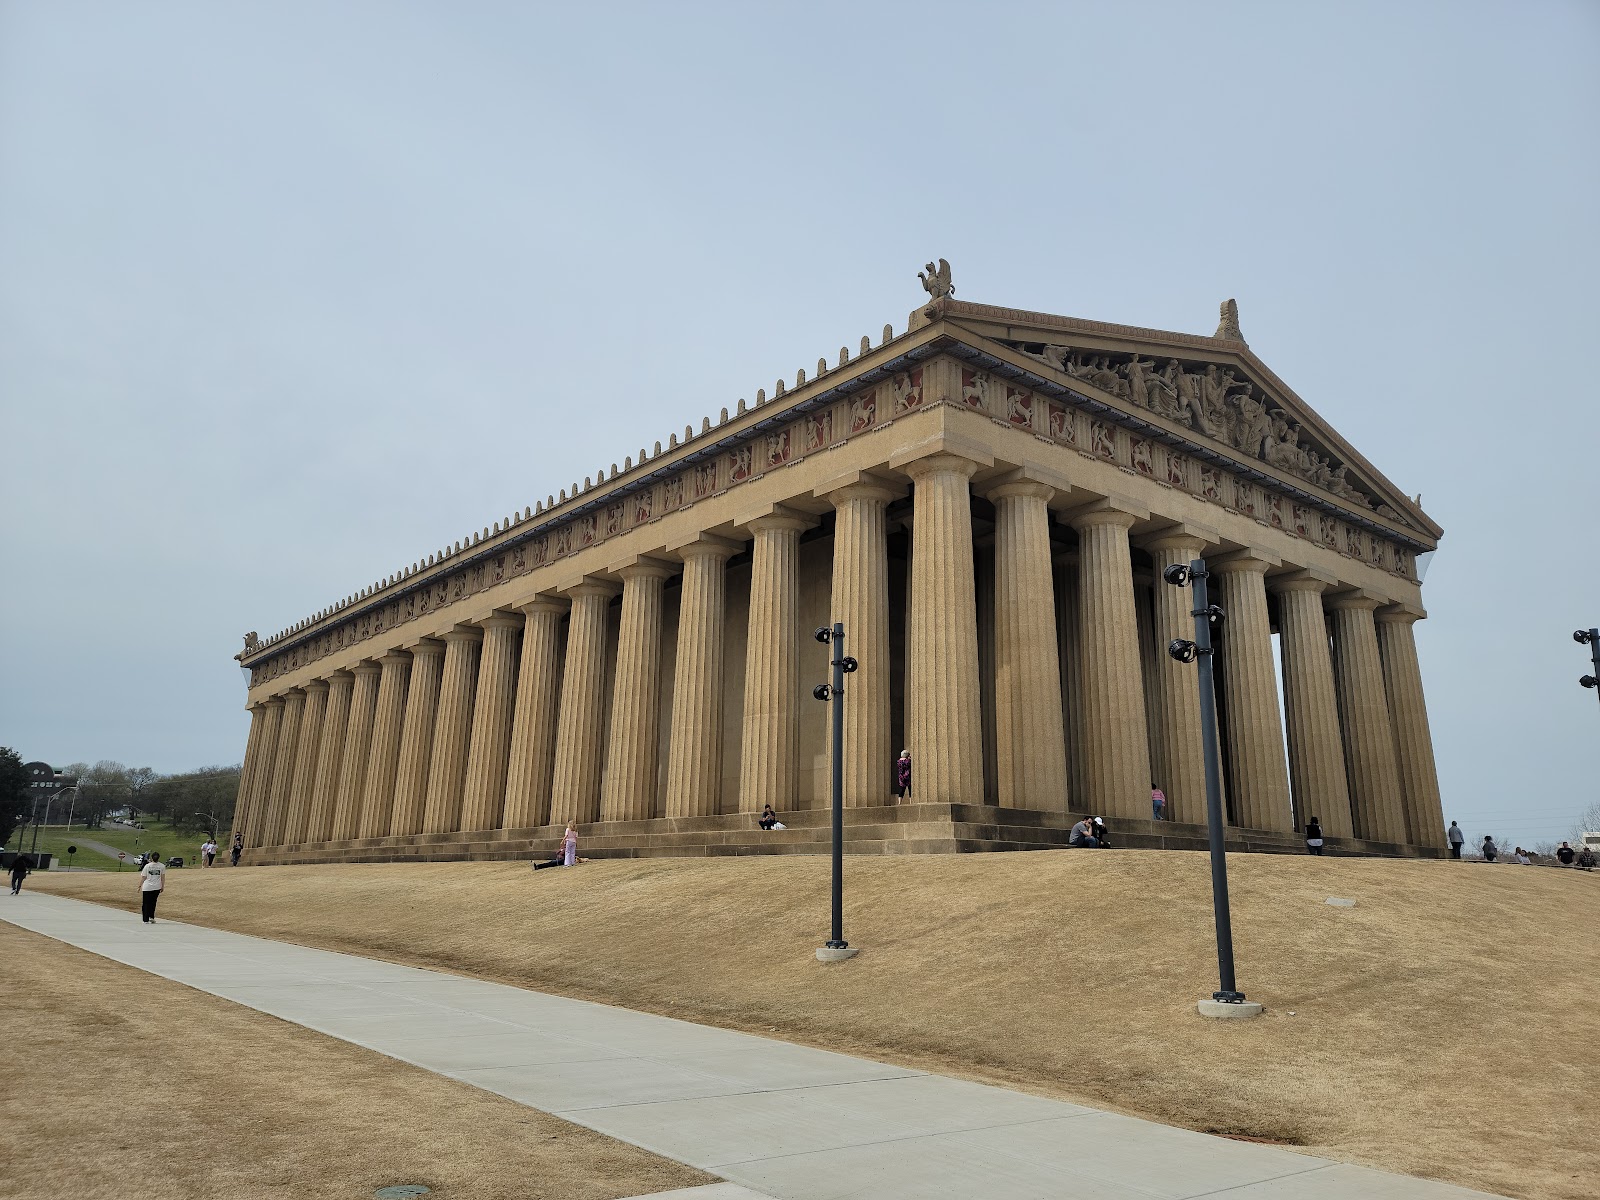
<box><xmin>358</xmin><ymin>650</ymin><xmax>412</xmax><ymax>839</ymax></box>
<box><xmin>1143</xmin><ymin>531</ymin><xmax>1213</xmax><ymax>824</ymax></box>
<box><xmin>1329</xmin><ymin>594</ymin><xmax>1407</xmax><ymax>844</ymax></box>
<box><xmin>229</xmin><ymin>703</ymin><xmax>268</xmax><ymax>848</ymax></box>
<box><xmin>458</xmin><ymin>614</ymin><xmax>522</xmax><ymax>833</ymax></box>
<box><xmin>502</xmin><ymin>601</ymin><xmax>567</xmax><ymax>829</ymax></box>
<box><xmin>389</xmin><ymin>640</ymin><xmax>445</xmax><ymax>837</ymax></box>
<box><xmin>242</xmin><ymin>697</ymin><xmax>284</xmax><ymax>848</ymax></box>
<box><xmin>985</xmin><ymin>477</ymin><xmax>1068</xmax><ymax>812</ymax></box>
<box><xmin>1069</xmin><ymin>502</ymin><xmax>1151</xmax><ymax>819</ymax></box>
<box><xmin>1212</xmin><ymin>553</ymin><xmax>1293</xmax><ymax>832</ymax></box>
<box><xmin>1053</xmin><ymin>556</ymin><xmax>1088</xmax><ymax>808</ymax></box>
<box><xmin>663</xmin><ymin>539</ymin><xmax>738</xmax><ymax>817</ymax></box>
<box><xmin>331</xmin><ymin>662</ymin><xmax>381</xmax><ymax>841</ymax></box>
<box><xmin>820</xmin><ymin>480</ymin><xmax>896</xmax><ymax>808</ymax></box>
<box><xmin>305</xmin><ymin>670</ymin><xmax>353</xmax><ymax>843</ymax></box>
<box><xmin>601</xmin><ymin>560</ymin><xmax>675</xmax><ymax>822</ymax></box>
<box><xmin>549</xmin><ymin>580</ymin><xmax>620</xmax><ymax>825</ymax></box>
<box><xmin>1377</xmin><ymin>607</ymin><xmax>1446</xmax><ymax>850</ymax></box>
<box><xmin>421</xmin><ymin>626</ymin><xmax>483</xmax><ymax>834</ymax></box>
<box><xmin>283</xmin><ymin>680</ymin><xmax>329</xmax><ymax>845</ymax></box>
<box><xmin>1271</xmin><ymin>574</ymin><xmax>1354</xmax><ymax>838</ymax></box>
<box><xmin>904</xmin><ymin>455</ymin><xmax>984</xmax><ymax>806</ymax></box>
<box><xmin>739</xmin><ymin>508</ymin><xmax>810</xmax><ymax>812</ymax></box>
<box><xmin>261</xmin><ymin>689</ymin><xmax>305</xmax><ymax>847</ymax></box>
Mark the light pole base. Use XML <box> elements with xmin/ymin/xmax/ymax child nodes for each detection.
<box><xmin>815</xmin><ymin>946</ymin><xmax>860</xmax><ymax>962</ymax></box>
<box><xmin>1197</xmin><ymin>998</ymin><xmax>1263</xmax><ymax>1019</ymax></box>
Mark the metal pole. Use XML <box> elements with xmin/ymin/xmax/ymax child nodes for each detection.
<box><xmin>29</xmin><ymin>796</ymin><xmax>57</xmax><ymax>857</ymax></box>
<box><xmin>1590</xmin><ymin>629</ymin><xmax>1600</xmax><ymax>712</ymax></box>
<box><xmin>827</xmin><ymin>621</ymin><xmax>847</xmax><ymax>949</ymax></box>
<box><xmin>1190</xmin><ymin>559</ymin><xmax>1243</xmax><ymax>1003</ymax></box>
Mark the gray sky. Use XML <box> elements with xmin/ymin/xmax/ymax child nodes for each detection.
<box><xmin>2</xmin><ymin>1</ymin><xmax>1595</xmax><ymax>849</ymax></box>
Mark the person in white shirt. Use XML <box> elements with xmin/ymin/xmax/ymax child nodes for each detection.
<box><xmin>138</xmin><ymin>853</ymin><xmax>167</xmax><ymax>923</ymax></box>
<box><xmin>200</xmin><ymin>840</ymin><xmax>217</xmax><ymax>868</ymax></box>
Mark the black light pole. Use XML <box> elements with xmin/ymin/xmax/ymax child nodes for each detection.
<box><xmin>812</xmin><ymin>622</ymin><xmax>858</xmax><ymax>959</ymax></box>
<box><xmin>1162</xmin><ymin>557</ymin><xmax>1254</xmax><ymax>1012</ymax></box>
<box><xmin>1574</xmin><ymin>629</ymin><xmax>1600</xmax><ymax>711</ymax></box>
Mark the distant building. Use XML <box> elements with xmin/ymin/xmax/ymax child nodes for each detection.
<box><xmin>24</xmin><ymin>762</ymin><xmax>78</xmax><ymax>821</ymax></box>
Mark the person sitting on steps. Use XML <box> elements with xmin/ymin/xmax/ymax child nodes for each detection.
<box><xmin>1069</xmin><ymin>817</ymin><xmax>1099</xmax><ymax>848</ymax></box>
<box><xmin>759</xmin><ymin>805</ymin><xmax>778</xmax><ymax>830</ymax></box>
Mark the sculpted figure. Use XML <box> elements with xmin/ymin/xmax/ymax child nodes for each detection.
<box><xmin>1088</xmin><ymin>356</ymin><xmax>1126</xmax><ymax>396</ymax></box>
<box><xmin>1039</xmin><ymin>344</ymin><xmax>1072</xmax><ymax>373</ymax></box>
<box><xmin>919</xmin><ymin>258</ymin><xmax>954</xmax><ymax>301</ymax></box>
<box><xmin>1125</xmin><ymin>355</ymin><xmax>1166</xmax><ymax>411</ymax></box>
<box><xmin>1263</xmin><ymin>411</ymin><xmax>1303</xmax><ymax>470</ymax></box>
<box><xmin>1168</xmin><ymin>362</ymin><xmax>1202</xmax><ymax>426</ymax></box>
<box><xmin>1195</xmin><ymin>365</ymin><xmax>1234</xmax><ymax>440</ymax></box>
<box><xmin>1215</xmin><ymin>298</ymin><xmax>1245</xmax><ymax>342</ymax></box>
<box><xmin>1232</xmin><ymin>392</ymin><xmax>1272</xmax><ymax>457</ymax></box>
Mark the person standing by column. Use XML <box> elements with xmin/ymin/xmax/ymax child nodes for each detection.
<box><xmin>895</xmin><ymin>751</ymin><xmax>912</xmax><ymax>801</ymax></box>
<box><xmin>230</xmin><ymin>833</ymin><xmax>243</xmax><ymax>867</ymax></box>
<box><xmin>561</xmin><ymin>822</ymin><xmax>578</xmax><ymax>867</ymax></box>
<box><xmin>1304</xmin><ymin>816</ymin><xmax>1325</xmax><ymax>856</ymax></box>
<box><xmin>9</xmin><ymin>855</ymin><xmax>30</xmax><ymax>894</ymax></box>
<box><xmin>1150</xmin><ymin>784</ymin><xmax>1166</xmax><ymax>822</ymax></box>
<box><xmin>1447</xmin><ymin>821</ymin><xmax>1464</xmax><ymax>859</ymax></box>
<box><xmin>138</xmin><ymin>852</ymin><xmax>166</xmax><ymax>922</ymax></box>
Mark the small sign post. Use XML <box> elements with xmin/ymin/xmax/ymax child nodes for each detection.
<box><xmin>67</xmin><ymin>845</ymin><xmax>77</xmax><ymax>872</ymax></box>
<box><xmin>118</xmin><ymin>851</ymin><xmax>127</xmax><ymax>872</ymax></box>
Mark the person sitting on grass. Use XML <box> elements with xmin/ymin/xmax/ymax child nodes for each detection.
<box><xmin>1069</xmin><ymin>818</ymin><xmax>1099</xmax><ymax>848</ymax></box>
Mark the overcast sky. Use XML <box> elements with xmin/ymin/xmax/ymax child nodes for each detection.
<box><xmin>2</xmin><ymin>1</ymin><xmax>1595</xmax><ymax>849</ymax></box>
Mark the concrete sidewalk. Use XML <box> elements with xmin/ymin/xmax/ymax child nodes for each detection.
<box><xmin>3</xmin><ymin>893</ymin><xmax>1502</xmax><ymax>1200</ymax></box>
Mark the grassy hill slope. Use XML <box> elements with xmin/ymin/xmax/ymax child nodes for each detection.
<box><xmin>35</xmin><ymin>852</ymin><xmax>1598</xmax><ymax>1200</ymax></box>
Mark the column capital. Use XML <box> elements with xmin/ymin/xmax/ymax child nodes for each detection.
<box><xmin>264</xmin><ymin>695</ymin><xmax>286</xmax><ymax>708</ymax></box>
<box><xmin>670</xmin><ymin>533</ymin><xmax>742</xmax><ymax>563</ymax></box>
<box><xmin>898</xmin><ymin>451</ymin><xmax>985</xmax><ymax>482</ymax></box>
<box><xmin>611</xmin><ymin>555</ymin><xmax>677</xmax><ymax>583</ymax></box>
<box><xmin>1376</xmin><ymin>603</ymin><xmax>1427</xmax><ymax>624</ymax></box>
<box><xmin>248</xmin><ymin>700</ymin><xmax>268</xmax><ymax>712</ymax></box>
<box><xmin>736</xmin><ymin>503</ymin><xmax>813</xmax><ymax>536</ymax></box>
<box><xmin>301</xmin><ymin>678</ymin><xmax>331</xmax><ymax>694</ymax></box>
<box><xmin>557</xmin><ymin>576</ymin><xmax>622</xmax><ymax>601</ymax></box>
<box><xmin>473</xmin><ymin>610</ymin><xmax>524</xmax><ymax>632</ymax></box>
<box><xmin>438</xmin><ymin>625</ymin><xmax>485</xmax><ymax>645</ymax></box>
<box><xmin>1139</xmin><ymin>521</ymin><xmax>1220</xmax><ymax>555</ymax></box>
<box><xmin>402</xmin><ymin>637</ymin><xmax>447</xmax><ymax>658</ymax></box>
<box><xmin>1210</xmin><ymin>547</ymin><xmax>1281</xmax><ymax>575</ymax></box>
<box><xmin>1267</xmin><ymin>566</ymin><xmax>1339</xmax><ymax>595</ymax></box>
<box><xmin>1062</xmin><ymin>495</ymin><xmax>1147</xmax><ymax>532</ymax></box>
<box><xmin>888</xmin><ymin>433</ymin><xmax>993</xmax><ymax>476</ymax></box>
<box><xmin>351</xmin><ymin>659</ymin><xmax>385</xmax><ymax>676</ymax></box>
<box><xmin>1326</xmin><ymin>589</ymin><xmax>1386</xmax><ymax>612</ymax></box>
<box><xmin>378</xmin><ymin>648</ymin><xmax>414</xmax><ymax>665</ymax></box>
<box><xmin>515</xmin><ymin>595</ymin><xmax>570</xmax><ymax>618</ymax></box>
<box><xmin>326</xmin><ymin>669</ymin><xmax>355</xmax><ymax>686</ymax></box>
<box><xmin>814</xmin><ymin>469</ymin><xmax>904</xmax><ymax>507</ymax></box>
<box><xmin>981</xmin><ymin>464</ymin><xmax>1073</xmax><ymax>506</ymax></box>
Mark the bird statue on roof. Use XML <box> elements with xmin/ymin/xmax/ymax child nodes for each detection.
<box><xmin>919</xmin><ymin>258</ymin><xmax>954</xmax><ymax>302</ymax></box>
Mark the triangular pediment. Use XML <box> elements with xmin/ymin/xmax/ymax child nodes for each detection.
<box><xmin>927</xmin><ymin>301</ymin><xmax>1438</xmax><ymax>543</ymax></box>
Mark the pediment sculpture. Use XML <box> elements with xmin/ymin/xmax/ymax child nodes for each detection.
<box><xmin>1007</xmin><ymin>341</ymin><xmax>1383</xmax><ymax>512</ymax></box>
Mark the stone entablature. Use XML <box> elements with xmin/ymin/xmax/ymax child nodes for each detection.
<box><xmin>241</xmin><ymin>305</ymin><xmax>1435</xmax><ymax>690</ymax></box>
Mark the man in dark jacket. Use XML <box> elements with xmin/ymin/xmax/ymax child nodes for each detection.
<box><xmin>9</xmin><ymin>855</ymin><xmax>31</xmax><ymax>894</ymax></box>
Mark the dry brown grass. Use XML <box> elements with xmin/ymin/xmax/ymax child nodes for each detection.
<box><xmin>0</xmin><ymin>924</ymin><xmax>711</xmax><ymax>1200</ymax></box>
<box><xmin>34</xmin><ymin>852</ymin><xmax>1600</xmax><ymax>1200</ymax></box>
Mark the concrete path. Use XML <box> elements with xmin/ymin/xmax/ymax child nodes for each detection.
<box><xmin>2</xmin><ymin>893</ymin><xmax>1502</xmax><ymax>1200</ymax></box>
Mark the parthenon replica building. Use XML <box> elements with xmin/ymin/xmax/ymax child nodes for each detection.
<box><xmin>232</xmin><ymin>267</ymin><xmax>1446</xmax><ymax>864</ymax></box>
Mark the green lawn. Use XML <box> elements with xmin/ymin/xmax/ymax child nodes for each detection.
<box><xmin>11</xmin><ymin>819</ymin><xmax>210</xmax><ymax>871</ymax></box>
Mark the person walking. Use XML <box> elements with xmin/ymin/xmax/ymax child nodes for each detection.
<box><xmin>1150</xmin><ymin>785</ymin><xmax>1166</xmax><ymax>822</ymax></box>
<box><xmin>9</xmin><ymin>855</ymin><xmax>30</xmax><ymax>895</ymax></box>
<box><xmin>1447</xmin><ymin>821</ymin><xmax>1465</xmax><ymax>859</ymax></box>
<box><xmin>1304</xmin><ymin>816</ymin><xmax>1325</xmax><ymax>856</ymax></box>
<box><xmin>230</xmin><ymin>834</ymin><xmax>243</xmax><ymax>867</ymax></box>
<box><xmin>895</xmin><ymin>751</ymin><xmax>912</xmax><ymax>801</ymax></box>
<box><xmin>1481</xmin><ymin>836</ymin><xmax>1498</xmax><ymax>863</ymax></box>
<box><xmin>200</xmin><ymin>839</ymin><xmax>217</xmax><ymax>868</ymax></box>
<box><xmin>138</xmin><ymin>852</ymin><xmax>167</xmax><ymax>922</ymax></box>
<box><xmin>561</xmin><ymin>822</ymin><xmax>578</xmax><ymax>867</ymax></box>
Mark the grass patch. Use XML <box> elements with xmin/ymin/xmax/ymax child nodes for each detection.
<box><xmin>0</xmin><ymin>924</ymin><xmax>712</xmax><ymax>1199</ymax></box>
<box><xmin>35</xmin><ymin>852</ymin><xmax>1600</xmax><ymax>1200</ymax></box>
<box><xmin>12</xmin><ymin>819</ymin><xmax>199</xmax><ymax>870</ymax></box>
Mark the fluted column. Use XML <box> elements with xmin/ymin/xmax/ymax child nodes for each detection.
<box><xmin>822</xmin><ymin>481</ymin><xmax>896</xmax><ymax>808</ymax></box>
<box><xmin>1329</xmin><ymin>594</ymin><xmax>1407</xmax><ymax>844</ymax></box>
<box><xmin>1069</xmin><ymin>503</ymin><xmax>1151</xmax><ymax>819</ymax></box>
<box><xmin>986</xmin><ymin>477</ymin><xmax>1068</xmax><ymax>812</ymax></box>
<box><xmin>739</xmin><ymin>509</ymin><xmax>809</xmax><ymax>812</ymax></box>
<box><xmin>1053</xmin><ymin>557</ymin><xmax>1087</xmax><ymax>808</ymax></box>
<box><xmin>389</xmin><ymin>640</ymin><xmax>445</xmax><ymax>837</ymax></box>
<box><xmin>1143</xmin><ymin>533</ymin><xmax>1212</xmax><ymax>824</ymax></box>
<box><xmin>261</xmin><ymin>689</ymin><xmax>305</xmax><ymax>847</ymax></box>
<box><xmin>664</xmin><ymin>540</ymin><xmax>738</xmax><ymax>817</ymax></box>
<box><xmin>331</xmin><ymin>663</ymin><xmax>381</xmax><ymax>840</ymax></box>
<box><xmin>1377</xmin><ymin>607</ymin><xmax>1446</xmax><ymax>850</ymax></box>
<box><xmin>502</xmin><ymin>602</ymin><xmax>567</xmax><ymax>829</ymax></box>
<box><xmin>1212</xmin><ymin>553</ymin><xmax>1292</xmax><ymax>831</ymax></box>
<box><xmin>421</xmin><ymin>626</ymin><xmax>482</xmax><ymax>834</ymax></box>
<box><xmin>602</xmin><ymin>561</ymin><xmax>675</xmax><ymax>822</ymax></box>
<box><xmin>283</xmin><ymin>680</ymin><xmax>329</xmax><ymax>845</ymax></box>
<box><xmin>230</xmin><ymin>703</ymin><xmax>268</xmax><ymax>847</ymax></box>
<box><xmin>305</xmin><ymin>670</ymin><xmax>353</xmax><ymax>843</ymax></box>
<box><xmin>241</xmin><ymin>697</ymin><xmax>285</xmax><ymax>849</ymax></box>
<box><xmin>358</xmin><ymin>650</ymin><xmax>412</xmax><ymax>838</ymax></box>
<box><xmin>1271</xmin><ymin>574</ymin><xmax>1354</xmax><ymax>838</ymax></box>
<box><xmin>905</xmin><ymin>455</ymin><xmax>984</xmax><ymax>805</ymax></box>
<box><xmin>460</xmin><ymin>614</ymin><xmax>522</xmax><ymax>833</ymax></box>
<box><xmin>550</xmin><ymin>581</ymin><xmax>620</xmax><ymax>825</ymax></box>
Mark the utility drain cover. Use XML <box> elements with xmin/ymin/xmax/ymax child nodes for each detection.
<box><xmin>375</xmin><ymin>1188</ymin><xmax>431</xmax><ymax>1198</ymax></box>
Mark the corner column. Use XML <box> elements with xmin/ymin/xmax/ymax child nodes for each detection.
<box><xmin>283</xmin><ymin>680</ymin><xmax>329</xmax><ymax>845</ymax></box>
<box><xmin>229</xmin><ymin>703</ymin><xmax>268</xmax><ymax>848</ymax></box>
<box><xmin>904</xmin><ymin>455</ymin><xmax>984</xmax><ymax>805</ymax></box>
<box><xmin>389</xmin><ymin>639</ymin><xmax>445</xmax><ymax>837</ymax></box>
<box><xmin>261</xmin><ymin>689</ymin><xmax>306</xmax><ymax>847</ymax></box>
<box><xmin>986</xmin><ymin>476</ymin><xmax>1068</xmax><ymax>812</ymax></box>
<box><xmin>549</xmin><ymin>580</ymin><xmax>621</xmax><ymax>825</ymax></box>
<box><xmin>305</xmin><ymin>670</ymin><xmax>353</xmax><ymax>843</ymax></box>
<box><xmin>331</xmin><ymin>663</ymin><xmax>381</xmax><ymax>840</ymax></box>
<box><xmin>1069</xmin><ymin>502</ymin><xmax>1151</xmax><ymax>819</ymax></box>
<box><xmin>1211</xmin><ymin>553</ymin><xmax>1293</xmax><ymax>831</ymax></box>
<box><xmin>358</xmin><ymin>650</ymin><xmax>412</xmax><ymax>838</ymax></box>
<box><xmin>1329</xmin><ymin>594</ymin><xmax>1406</xmax><ymax>844</ymax></box>
<box><xmin>820</xmin><ymin>480</ymin><xmax>897</xmax><ymax>808</ymax></box>
<box><xmin>422</xmin><ymin>626</ymin><xmax>483</xmax><ymax>834</ymax></box>
<box><xmin>739</xmin><ymin>509</ymin><xmax>810</xmax><ymax>812</ymax></box>
<box><xmin>460</xmin><ymin>614</ymin><xmax>522</xmax><ymax>833</ymax></box>
<box><xmin>242</xmin><ymin>697</ymin><xmax>284</xmax><ymax>849</ymax></box>
<box><xmin>1271</xmin><ymin>574</ymin><xmax>1354</xmax><ymax>838</ymax></box>
<box><xmin>601</xmin><ymin>560</ymin><xmax>675</xmax><ymax>822</ymax></box>
<box><xmin>502</xmin><ymin>600</ymin><xmax>567</xmax><ymax>829</ymax></box>
<box><xmin>662</xmin><ymin>540</ymin><xmax>737</xmax><ymax>817</ymax></box>
<box><xmin>1142</xmin><ymin>531</ymin><xmax>1213</xmax><ymax>824</ymax></box>
<box><xmin>1377</xmin><ymin>607</ymin><xmax>1446</xmax><ymax>850</ymax></box>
